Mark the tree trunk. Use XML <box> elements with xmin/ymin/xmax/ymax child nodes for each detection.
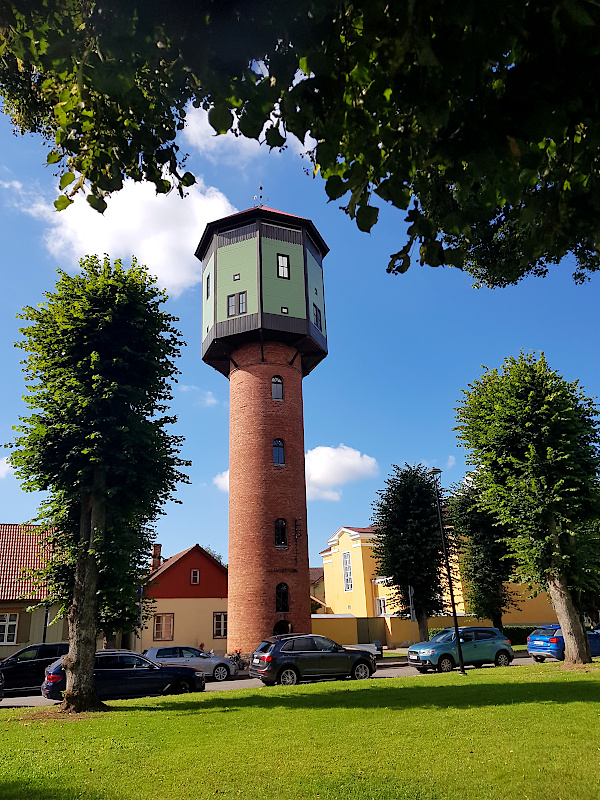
<box><xmin>102</xmin><ymin>630</ymin><xmax>117</xmax><ymax>649</ymax></box>
<box><xmin>61</xmin><ymin>470</ymin><xmax>107</xmax><ymax>712</ymax></box>
<box><xmin>546</xmin><ymin>517</ymin><xmax>591</xmax><ymax>665</ymax></box>
<box><xmin>416</xmin><ymin>607</ymin><xmax>429</xmax><ymax>643</ymax></box>
<box><xmin>491</xmin><ymin>612</ymin><xmax>503</xmax><ymax>632</ymax></box>
<box><xmin>546</xmin><ymin>574</ymin><xmax>591</xmax><ymax>664</ymax></box>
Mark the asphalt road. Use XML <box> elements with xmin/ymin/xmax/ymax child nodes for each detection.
<box><xmin>0</xmin><ymin>655</ymin><xmax>537</xmax><ymax>707</ymax></box>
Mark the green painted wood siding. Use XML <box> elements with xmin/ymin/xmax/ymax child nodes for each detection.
<box><xmin>216</xmin><ymin>239</ymin><xmax>259</xmax><ymax>323</ymax></box>
<box><xmin>307</xmin><ymin>249</ymin><xmax>326</xmax><ymax>336</ymax></box>
<box><xmin>261</xmin><ymin>238</ymin><xmax>306</xmax><ymax>318</ymax></box>
<box><xmin>202</xmin><ymin>254</ymin><xmax>215</xmax><ymax>344</ymax></box>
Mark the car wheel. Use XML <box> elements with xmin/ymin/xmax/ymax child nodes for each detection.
<box><xmin>172</xmin><ymin>678</ymin><xmax>195</xmax><ymax>694</ymax></box>
<box><xmin>532</xmin><ymin>655</ymin><xmax>545</xmax><ymax>663</ymax></box>
<box><xmin>213</xmin><ymin>664</ymin><xmax>230</xmax><ymax>682</ymax></box>
<box><xmin>494</xmin><ymin>650</ymin><xmax>511</xmax><ymax>667</ymax></box>
<box><xmin>351</xmin><ymin>661</ymin><xmax>371</xmax><ymax>680</ymax></box>
<box><xmin>279</xmin><ymin>667</ymin><xmax>299</xmax><ymax>686</ymax></box>
<box><xmin>437</xmin><ymin>655</ymin><xmax>455</xmax><ymax>673</ymax></box>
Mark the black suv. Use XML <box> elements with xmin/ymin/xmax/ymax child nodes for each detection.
<box><xmin>0</xmin><ymin>642</ymin><xmax>69</xmax><ymax>695</ymax></box>
<box><xmin>249</xmin><ymin>634</ymin><xmax>377</xmax><ymax>686</ymax></box>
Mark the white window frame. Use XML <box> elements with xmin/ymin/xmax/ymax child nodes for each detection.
<box><xmin>342</xmin><ymin>551</ymin><xmax>353</xmax><ymax>592</ymax></box>
<box><xmin>0</xmin><ymin>613</ymin><xmax>18</xmax><ymax>644</ymax></box>
<box><xmin>213</xmin><ymin>612</ymin><xmax>227</xmax><ymax>639</ymax></box>
<box><xmin>376</xmin><ymin>597</ymin><xmax>387</xmax><ymax>616</ymax></box>
<box><xmin>153</xmin><ymin>613</ymin><xmax>174</xmax><ymax>641</ymax></box>
<box><xmin>190</xmin><ymin>568</ymin><xmax>200</xmax><ymax>585</ymax></box>
<box><xmin>277</xmin><ymin>253</ymin><xmax>290</xmax><ymax>279</ymax></box>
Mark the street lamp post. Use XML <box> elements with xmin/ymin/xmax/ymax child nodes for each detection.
<box><xmin>429</xmin><ymin>468</ymin><xmax>466</xmax><ymax>675</ymax></box>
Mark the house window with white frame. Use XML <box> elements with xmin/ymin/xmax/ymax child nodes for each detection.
<box><xmin>190</xmin><ymin>568</ymin><xmax>200</xmax><ymax>584</ymax></box>
<box><xmin>213</xmin><ymin>612</ymin><xmax>227</xmax><ymax>638</ymax></box>
<box><xmin>342</xmin><ymin>551</ymin><xmax>353</xmax><ymax>592</ymax></box>
<box><xmin>0</xmin><ymin>613</ymin><xmax>18</xmax><ymax>644</ymax></box>
<box><xmin>376</xmin><ymin>597</ymin><xmax>387</xmax><ymax>615</ymax></box>
<box><xmin>153</xmin><ymin>613</ymin><xmax>174</xmax><ymax>641</ymax></box>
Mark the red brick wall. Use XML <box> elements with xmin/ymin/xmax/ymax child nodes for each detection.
<box><xmin>147</xmin><ymin>547</ymin><xmax>228</xmax><ymax>599</ymax></box>
<box><xmin>227</xmin><ymin>341</ymin><xmax>311</xmax><ymax>652</ymax></box>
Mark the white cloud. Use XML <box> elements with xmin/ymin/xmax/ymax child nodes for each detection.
<box><xmin>305</xmin><ymin>444</ymin><xmax>378</xmax><ymax>502</ymax></box>
<box><xmin>211</xmin><ymin>444</ymin><xmax>377</xmax><ymax>501</ymax></box>
<box><xmin>213</xmin><ymin>470</ymin><xmax>230</xmax><ymax>492</ymax></box>
<box><xmin>1</xmin><ymin>176</ymin><xmax>236</xmax><ymax>298</ymax></box>
<box><xmin>179</xmin><ymin>385</ymin><xmax>218</xmax><ymax>407</ymax></box>
<box><xmin>446</xmin><ymin>455</ymin><xmax>456</xmax><ymax>469</ymax></box>
<box><xmin>0</xmin><ymin>457</ymin><xmax>12</xmax><ymax>479</ymax></box>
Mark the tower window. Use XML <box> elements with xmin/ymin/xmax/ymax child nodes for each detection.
<box><xmin>233</xmin><ymin>273</ymin><xmax>240</xmax><ymax>281</ymax></box>
<box><xmin>227</xmin><ymin>291</ymin><xmax>247</xmax><ymax>317</ymax></box>
<box><xmin>276</xmin><ymin>583</ymin><xmax>290</xmax><ymax>612</ymax></box>
<box><xmin>277</xmin><ymin>254</ymin><xmax>290</xmax><ymax>279</ymax></box>
<box><xmin>206</xmin><ymin>273</ymin><xmax>210</xmax><ymax>299</ymax></box>
<box><xmin>281</xmin><ymin>306</ymin><xmax>288</xmax><ymax>315</ymax></box>
<box><xmin>273</xmin><ymin>438</ymin><xmax>285</xmax><ymax>464</ymax></box>
<box><xmin>272</xmin><ymin>375</ymin><xmax>284</xmax><ymax>400</ymax></box>
<box><xmin>275</xmin><ymin>518</ymin><xmax>288</xmax><ymax>549</ymax></box>
<box><xmin>313</xmin><ymin>303</ymin><xmax>322</xmax><ymax>331</ymax></box>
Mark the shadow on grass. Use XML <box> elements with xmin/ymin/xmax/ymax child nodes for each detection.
<box><xmin>109</xmin><ymin>671</ymin><xmax>600</xmax><ymax>715</ymax></box>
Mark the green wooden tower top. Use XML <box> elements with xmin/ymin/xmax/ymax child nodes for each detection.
<box><xmin>197</xmin><ymin>206</ymin><xmax>329</xmax><ymax>377</ymax></box>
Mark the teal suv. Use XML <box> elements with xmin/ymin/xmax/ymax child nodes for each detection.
<box><xmin>408</xmin><ymin>626</ymin><xmax>514</xmax><ymax>673</ymax></box>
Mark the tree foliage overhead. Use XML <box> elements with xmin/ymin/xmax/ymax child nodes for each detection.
<box><xmin>447</xmin><ymin>479</ymin><xmax>516</xmax><ymax>630</ymax></box>
<box><xmin>9</xmin><ymin>255</ymin><xmax>189</xmax><ymax>710</ymax></box>
<box><xmin>454</xmin><ymin>351</ymin><xmax>600</xmax><ymax>663</ymax></box>
<box><xmin>372</xmin><ymin>463</ymin><xmax>445</xmax><ymax>642</ymax></box>
<box><xmin>3</xmin><ymin>1</ymin><xmax>600</xmax><ymax>285</ymax></box>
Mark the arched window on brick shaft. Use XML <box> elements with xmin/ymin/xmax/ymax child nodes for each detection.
<box><xmin>275</xmin><ymin>518</ymin><xmax>287</xmax><ymax>549</ymax></box>
<box><xmin>272</xmin><ymin>375</ymin><xmax>284</xmax><ymax>400</ymax></box>
<box><xmin>276</xmin><ymin>583</ymin><xmax>289</xmax><ymax>613</ymax></box>
<box><xmin>273</xmin><ymin>438</ymin><xmax>285</xmax><ymax>464</ymax></box>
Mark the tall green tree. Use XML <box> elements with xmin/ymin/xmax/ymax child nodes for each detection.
<box><xmin>455</xmin><ymin>352</ymin><xmax>600</xmax><ymax>664</ymax></box>
<box><xmin>448</xmin><ymin>479</ymin><xmax>516</xmax><ymax>631</ymax></box>
<box><xmin>3</xmin><ymin>1</ymin><xmax>600</xmax><ymax>285</ymax></box>
<box><xmin>9</xmin><ymin>255</ymin><xmax>188</xmax><ymax>712</ymax></box>
<box><xmin>372</xmin><ymin>464</ymin><xmax>445</xmax><ymax>642</ymax></box>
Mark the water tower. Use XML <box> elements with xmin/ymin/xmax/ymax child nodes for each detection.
<box><xmin>196</xmin><ymin>205</ymin><xmax>329</xmax><ymax>653</ymax></box>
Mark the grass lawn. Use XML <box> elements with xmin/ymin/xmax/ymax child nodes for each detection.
<box><xmin>1</xmin><ymin>662</ymin><xmax>599</xmax><ymax>800</ymax></box>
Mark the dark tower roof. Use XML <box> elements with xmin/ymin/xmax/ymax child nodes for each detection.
<box><xmin>195</xmin><ymin>206</ymin><xmax>329</xmax><ymax>262</ymax></box>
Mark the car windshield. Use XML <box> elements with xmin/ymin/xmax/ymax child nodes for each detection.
<box><xmin>429</xmin><ymin>631</ymin><xmax>455</xmax><ymax>644</ymax></box>
<box><xmin>531</xmin><ymin>628</ymin><xmax>561</xmax><ymax>637</ymax></box>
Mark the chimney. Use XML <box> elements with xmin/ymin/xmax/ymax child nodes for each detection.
<box><xmin>151</xmin><ymin>543</ymin><xmax>162</xmax><ymax>570</ymax></box>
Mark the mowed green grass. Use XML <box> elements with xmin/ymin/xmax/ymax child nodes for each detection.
<box><xmin>1</xmin><ymin>663</ymin><xmax>599</xmax><ymax>800</ymax></box>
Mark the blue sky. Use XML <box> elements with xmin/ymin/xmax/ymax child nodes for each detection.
<box><xmin>1</xmin><ymin>109</ymin><xmax>599</xmax><ymax>565</ymax></box>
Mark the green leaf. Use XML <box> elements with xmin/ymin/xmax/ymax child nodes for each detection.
<box><xmin>265</xmin><ymin>126</ymin><xmax>286</xmax><ymax>148</ymax></box>
<box><xmin>87</xmin><ymin>194</ymin><xmax>107</xmax><ymax>213</ymax></box>
<box><xmin>325</xmin><ymin>175</ymin><xmax>348</xmax><ymax>201</ymax></box>
<box><xmin>356</xmin><ymin>204</ymin><xmax>379</xmax><ymax>233</ymax></box>
<box><xmin>46</xmin><ymin>151</ymin><xmax>61</xmax><ymax>165</ymax></box>
<box><xmin>208</xmin><ymin>104</ymin><xmax>234</xmax><ymax>134</ymax></box>
<box><xmin>59</xmin><ymin>172</ymin><xmax>76</xmax><ymax>190</ymax></box>
<box><xmin>54</xmin><ymin>195</ymin><xmax>73</xmax><ymax>211</ymax></box>
<box><xmin>180</xmin><ymin>172</ymin><xmax>196</xmax><ymax>187</ymax></box>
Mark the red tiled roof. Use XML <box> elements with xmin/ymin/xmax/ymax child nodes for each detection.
<box><xmin>309</xmin><ymin>567</ymin><xmax>324</xmax><ymax>584</ymax></box>
<box><xmin>0</xmin><ymin>524</ymin><xmax>48</xmax><ymax>601</ymax></box>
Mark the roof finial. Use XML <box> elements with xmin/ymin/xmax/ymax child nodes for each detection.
<box><xmin>253</xmin><ymin>184</ymin><xmax>268</xmax><ymax>208</ymax></box>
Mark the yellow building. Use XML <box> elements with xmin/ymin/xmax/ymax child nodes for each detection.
<box><xmin>317</xmin><ymin>525</ymin><xmax>558</xmax><ymax>647</ymax></box>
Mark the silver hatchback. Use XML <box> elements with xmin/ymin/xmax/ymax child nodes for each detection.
<box><xmin>144</xmin><ymin>646</ymin><xmax>238</xmax><ymax>681</ymax></box>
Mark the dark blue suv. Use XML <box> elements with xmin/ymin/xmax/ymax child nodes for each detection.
<box><xmin>249</xmin><ymin>634</ymin><xmax>377</xmax><ymax>686</ymax></box>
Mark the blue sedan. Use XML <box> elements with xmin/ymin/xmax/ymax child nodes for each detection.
<box><xmin>527</xmin><ymin>625</ymin><xmax>600</xmax><ymax>662</ymax></box>
<box><xmin>41</xmin><ymin>649</ymin><xmax>205</xmax><ymax>700</ymax></box>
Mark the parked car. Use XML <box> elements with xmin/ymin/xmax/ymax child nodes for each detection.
<box><xmin>527</xmin><ymin>624</ymin><xmax>600</xmax><ymax>662</ymax></box>
<box><xmin>144</xmin><ymin>646</ymin><xmax>238</xmax><ymax>682</ymax></box>
<box><xmin>0</xmin><ymin>642</ymin><xmax>69</xmax><ymax>695</ymax></box>
<box><xmin>0</xmin><ymin>668</ymin><xmax>4</xmax><ymax>701</ymax></box>
<box><xmin>41</xmin><ymin>649</ymin><xmax>205</xmax><ymax>700</ymax></box>
<box><xmin>407</xmin><ymin>626</ymin><xmax>514</xmax><ymax>673</ymax></box>
<box><xmin>249</xmin><ymin>634</ymin><xmax>377</xmax><ymax>686</ymax></box>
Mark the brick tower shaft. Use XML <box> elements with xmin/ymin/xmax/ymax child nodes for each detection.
<box><xmin>227</xmin><ymin>341</ymin><xmax>311</xmax><ymax>653</ymax></box>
